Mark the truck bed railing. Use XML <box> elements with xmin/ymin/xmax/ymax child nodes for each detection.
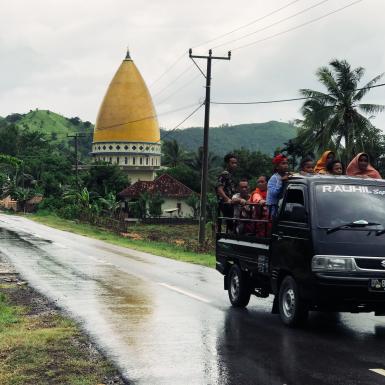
<box><xmin>217</xmin><ymin>202</ymin><xmax>272</xmax><ymax>239</ymax></box>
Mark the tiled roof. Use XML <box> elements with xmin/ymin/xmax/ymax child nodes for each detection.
<box><xmin>118</xmin><ymin>174</ymin><xmax>194</xmax><ymax>199</ymax></box>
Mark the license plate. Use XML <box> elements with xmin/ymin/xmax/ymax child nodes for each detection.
<box><xmin>369</xmin><ymin>279</ymin><xmax>385</xmax><ymax>292</ymax></box>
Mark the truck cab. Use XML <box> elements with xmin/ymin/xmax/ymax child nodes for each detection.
<box><xmin>216</xmin><ymin>175</ymin><xmax>385</xmax><ymax>326</ymax></box>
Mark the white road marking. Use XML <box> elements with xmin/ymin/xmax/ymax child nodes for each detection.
<box><xmin>158</xmin><ymin>283</ymin><xmax>211</xmax><ymax>303</ymax></box>
<box><xmin>370</xmin><ymin>369</ymin><xmax>385</xmax><ymax>376</ymax></box>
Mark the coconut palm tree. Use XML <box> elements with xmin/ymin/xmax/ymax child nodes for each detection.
<box><xmin>298</xmin><ymin>59</ymin><xmax>384</xmax><ymax>161</ymax></box>
<box><xmin>162</xmin><ymin>139</ymin><xmax>188</xmax><ymax>167</ymax></box>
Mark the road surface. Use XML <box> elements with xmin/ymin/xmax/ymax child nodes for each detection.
<box><xmin>1</xmin><ymin>213</ymin><xmax>385</xmax><ymax>385</ymax></box>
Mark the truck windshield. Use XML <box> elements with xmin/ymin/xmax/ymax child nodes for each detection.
<box><xmin>315</xmin><ymin>184</ymin><xmax>385</xmax><ymax>228</ymax></box>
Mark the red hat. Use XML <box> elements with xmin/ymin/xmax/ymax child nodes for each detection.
<box><xmin>272</xmin><ymin>154</ymin><xmax>287</xmax><ymax>165</ymax></box>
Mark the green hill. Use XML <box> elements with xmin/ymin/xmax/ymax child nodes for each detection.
<box><xmin>161</xmin><ymin>121</ymin><xmax>296</xmax><ymax>156</ymax></box>
<box><xmin>3</xmin><ymin>109</ymin><xmax>93</xmax><ymax>159</ymax></box>
<box><xmin>1</xmin><ymin>110</ymin><xmax>296</xmax><ymax>158</ymax></box>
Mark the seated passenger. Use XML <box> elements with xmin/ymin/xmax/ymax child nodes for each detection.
<box><xmin>250</xmin><ymin>175</ymin><xmax>267</xmax><ymax>204</ymax></box>
<box><xmin>232</xmin><ymin>179</ymin><xmax>252</xmax><ymax>234</ymax></box>
<box><xmin>346</xmin><ymin>152</ymin><xmax>382</xmax><ymax>179</ymax></box>
<box><xmin>326</xmin><ymin>160</ymin><xmax>344</xmax><ymax>175</ymax></box>
<box><xmin>267</xmin><ymin>154</ymin><xmax>290</xmax><ymax>218</ymax></box>
<box><xmin>314</xmin><ymin>150</ymin><xmax>334</xmax><ymax>174</ymax></box>
<box><xmin>250</xmin><ymin>176</ymin><xmax>270</xmax><ymax>238</ymax></box>
<box><xmin>299</xmin><ymin>157</ymin><xmax>315</xmax><ymax>175</ymax></box>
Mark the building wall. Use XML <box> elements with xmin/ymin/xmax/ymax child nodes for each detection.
<box><xmin>161</xmin><ymin>198</ymin><xmax>194</xmax><ymax>218</ymax></box>
<box><xmin>92</xmin><ymin>141</ymin><xmax>161</xmax><ymax>182</ymax></box>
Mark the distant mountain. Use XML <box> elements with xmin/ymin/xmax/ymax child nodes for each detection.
<box><xmin>1</xmin><ymin>110</ymin><xmax>296</xmax><ymax>158</ymax></box>
<box><xmin>160</xmin><ymin>121</ymin><xmax>296</xmax><ymax>156</ymax></box>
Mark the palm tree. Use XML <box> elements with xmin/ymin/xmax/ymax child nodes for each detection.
<box><xmin>162</xmin><ymin>139</ymin><xmax>188</xmax><ymax>167</ymax></box>
<box><xmin>298</xmin><ymin>59</ymin><xmax>384</xmax><ymax>161</ymax></box>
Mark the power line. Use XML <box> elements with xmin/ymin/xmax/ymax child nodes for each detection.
<box><xmin>155</xmin><ymin>73</ymin><xmax>201</xmax><ymax>105</ymax></box>
<box><xmin>191</xmin><ymin>0</ymin><xmax>302</xmax><ymax>49</ymax></box>
<box><xmin>160</xmin><ymin>102</ymin><xmax>205</xmax><ymax>142</ymax></box>
<box><xmin>212</xmin><ymin>0</ymin><xmax>330</xmax><ymax>50</ymax></box>
<box><xmin>149</xmin><ymin>2</ymin><xmax>301</xmax><ymax>90</ymax></box>
<box><xmin>232</xmin><ymin>0</ymin><xmax>363</xmax><ymax>51</ymax></box>
<box><xmin>151</xmin><ymin>66</ymin><xmax>194</xmax><ymax>98</ymax></box>
<box><xmin>96</xmin><ymin>102</ymin><xmax>203</xmax><ymax>131</ymax></box>
<box><xmin>148</xmin><ymin>52</ymin><xmax>186</xmax><ymax>88</ymax></box>
<box><xmin>211</xmin><ymin>82</ymin><xmax>385</xmax><ymax>105</ymax></box>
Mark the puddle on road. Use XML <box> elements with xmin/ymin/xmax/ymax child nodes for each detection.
<box><xmin>2</xmin><ymin>224</ymin><xmax>385</xmax><ymax>385</ymax></box>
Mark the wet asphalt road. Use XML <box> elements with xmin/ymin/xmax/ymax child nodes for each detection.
<box><xmin>1</xmin><ymin>214</ymin><xmax>385</xmax><ymax>385</ymax></box>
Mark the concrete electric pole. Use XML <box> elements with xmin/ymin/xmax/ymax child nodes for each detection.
<box><xmin>189</xmin><ymin>49</ymin><xmax>231</xmax><ymax>246</ymax></box>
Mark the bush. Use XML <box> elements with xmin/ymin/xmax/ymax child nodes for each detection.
<box><xmin>57</xmin><ymin>204</ymin><xmax>79</xmax><ymax>220</ymax></box>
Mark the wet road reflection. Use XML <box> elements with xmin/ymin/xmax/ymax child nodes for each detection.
<box><xmin>1</xmin><ymin>215</ymin><xmax>385</xmax><ymax>385</ymax></box>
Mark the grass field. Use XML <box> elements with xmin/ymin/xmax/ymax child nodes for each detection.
<box><xmin>28</xmin><ymin>213</ymin><xmax>216</xmax><ymax>268</ymax></box>
<box><xmin>0</xmin><ymin>282</ymin><xmax>125</xmax><ymax>385</ymax></box>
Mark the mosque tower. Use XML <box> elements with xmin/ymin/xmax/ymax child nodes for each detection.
<box><xmin>92</xmin><ymin>50</ymin><xmax>161</xmax><ymax>182</ymax></box>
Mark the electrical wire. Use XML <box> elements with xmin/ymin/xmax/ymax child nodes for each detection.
<box><xmin>148</xmin><ymin>52</ymin><xmax>186</xmax><ymax>88</ymax></box>
<box><xmin>191</xmin><ymin>0</ymin><xmax>302</xmax><ymax>49</ymax></box>
<box><xmin>159</xmin><ymin>102</ymin><xmax>205</xmax><ymax>142</ymax></box>
<box><xmin>232</xmin><ymin>0</ymin><xmax>363</xmax><ymax>51</ymax></box>
<box><xmin>155</xmin><ymin>73</ymin><xmax>202</xmax><ymax>105</ymax></box>
<box><xmin>212</xmin><ymin>0</ymin><xmax>330</xmax><ymax>50</ymax></box>
<box><xmin>152</xmin><ymin>66</ymin><xmax>194</xmax><ymax>99</ymax></box>
<box><xmin>211</xmin><ymin>82</ymin><xmax>385</xmax><ymax>105</ymax></box>
<box><xmin>95</xmin><ymin>102</ymin><xmax>202</xmax><ymax>131</ymax></box>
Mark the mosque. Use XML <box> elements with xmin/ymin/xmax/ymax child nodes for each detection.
<box><xmin>92</xmin><ymin>50</ymin><xmax>161</xmax><ymax>182</ymax></box>
<box><xmin>91</xmin><ymin>50</ymin><xmax>195</xmax><ymax>217</ymax></box>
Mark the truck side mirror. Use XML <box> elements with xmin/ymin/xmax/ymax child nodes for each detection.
<box><xmin>291</xmin><ymin>204</ymin><xmax>307</xmax><ymax>222</ymax></box>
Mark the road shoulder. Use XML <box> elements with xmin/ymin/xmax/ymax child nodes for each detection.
<box><xmin>0</xmin><ymin>253</ymin><xmax>128</xmax><ymax>385</ymax></box>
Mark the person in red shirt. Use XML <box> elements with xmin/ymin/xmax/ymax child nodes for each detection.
<box><xmin>250</xmin><ymin>175</ymin><xmax>270</xmax><ymax>237</ymax></box>
<box><xmin>250</xmin><ymin>175</ymin><xmax>267</xmax><ymax>204</ymax></box>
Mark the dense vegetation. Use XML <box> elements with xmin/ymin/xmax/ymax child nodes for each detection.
<box><xmin>160</xmin><ymin>121</ymin><xmax>296</xmax><ymax>156</ymax></box>
<box><xmin>1</xmin><ymin>58</ymin><xmax>384</xmax><ymax>224</ymax></box>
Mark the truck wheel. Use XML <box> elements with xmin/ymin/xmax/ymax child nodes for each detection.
<box><xmin>227</xmin><ymin>264</ymin><xmax>251</xmax><ymax>307</ymax></box>
<box><xmin>278</xmin><ymin>275</ymin><xmax>308</xmax><ymax>327</ymax></box>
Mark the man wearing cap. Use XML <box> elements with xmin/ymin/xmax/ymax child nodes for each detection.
<box><xmin>266</xmin><ymin>154</ymin><xmax>290</xmax><ymax>218</ymax></box>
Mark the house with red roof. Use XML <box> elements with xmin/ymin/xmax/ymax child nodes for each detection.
<box><xmin>118</xmin><ymin>174</ymin><xmax>197</xmax><ymax>218</ymax></box>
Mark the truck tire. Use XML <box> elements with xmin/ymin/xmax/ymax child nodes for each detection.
<box><xmin>227</xmin><ymin>264</ymin><xmax>251</xmax><ymax>307</ymax></box>
<box><xmin>278</xmin><ymin>275</ymin><xmax>308</xmax><ymax>327</ymax></box>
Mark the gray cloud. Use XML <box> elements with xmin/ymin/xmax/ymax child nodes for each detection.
<box><xmin>0</xmin><ymin>0</ymin><xmax>384</xmax><ymax>130</ymax></box>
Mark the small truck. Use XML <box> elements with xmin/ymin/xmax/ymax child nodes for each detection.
<box><xmin>216</xmin><ymin>175</ymin><xmax>385</xmax><ymax>326</ymax></box>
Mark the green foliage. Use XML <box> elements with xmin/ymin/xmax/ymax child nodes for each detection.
<box><xmin>84</xmin><ymin>162</ymin><xmax>128</xmax><ymax>197</ymax></box>
<box><xmin>98</xmin><ymin>192</ymin><xmax>121</xmax><ymax>215</ymax></box>
<box><xmin>186</xmin><ymin>193</ymin><xmax>200</xmax><ymax>219</ymax></box>
<box><xmin>298</xmin><ymin>59</ymin><xmax>385</xmax><ymax>162</ymax></box>
<box><xmin>132</xmin><ymin>192</ymin><xmax>149</xmax><ymax>219</ymax></box>
<box><xmin>148</xmin><ymin>193</ymin><xmax>165</xmax><ymax>217</ymax></box>
<box><xmin>161</xmin><ymin>121</ymin><xmax>296</xmax><ymax>156</ymax></box>
<box><xmin>162</xmin><ymin>139</ymin><xmax>189</xmax><ymax>167</ymax></box>
<box><xmin>233</xmin><ymin>148</ymin><xmax>273</xmax><ymax>179</ymax></box>
<box><xmin>160</xmin><ymin>164</ymin><xmax>200</xmax><ymax>192</ymax></box>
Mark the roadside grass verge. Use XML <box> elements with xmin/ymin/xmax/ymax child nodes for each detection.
<box><xmin>27</xmin><ymin>213</ymin><xmax>215</xmax><ymax>268</ymax></box>
<box><xmin>0</xmin><ymin>286</ymin><xmax>123</xmax><ymax>385</ymax></box>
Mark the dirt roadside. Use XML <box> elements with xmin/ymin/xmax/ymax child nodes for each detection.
<box><xmin>0</xmin><ymin>253</ymin><xmax>129</xmax><ymax>385</ymax></box>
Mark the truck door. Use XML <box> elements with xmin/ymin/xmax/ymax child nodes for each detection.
<box><xmin>270</xmin><ymin>185</ymin><xmax>312</xmax><ymax>292</ymax></box>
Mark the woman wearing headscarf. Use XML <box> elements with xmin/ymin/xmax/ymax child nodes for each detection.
<box><xmin>346</xmin><ymin>152</ymin><xmax>382</xmax><ymax>179</ymax></box>
<box><xmin>314</xmin><ymin>150</ymin><xmax>335</xmax><ymax>174</ymax></box>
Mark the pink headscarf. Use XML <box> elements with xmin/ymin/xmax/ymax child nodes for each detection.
<box><xmin>346</xmin><ymin>152</ymin><xmax>382</xmax><ymax>179</ymax></box>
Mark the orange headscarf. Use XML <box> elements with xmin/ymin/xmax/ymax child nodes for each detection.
<box><xmin>346</xmin><ymin>152</ymin><xmax>382</xmax><ymax>179</ymax></box>
<box><xmin>314</xmin><ymin>150</ymin><xmax>334</xmax><ymax>174</ymax></box>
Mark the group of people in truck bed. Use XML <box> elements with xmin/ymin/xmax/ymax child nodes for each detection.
<box><xmin>216</xmin><ymin>151</ymin><xmax>382</xmax><ymax>234</ymax></box>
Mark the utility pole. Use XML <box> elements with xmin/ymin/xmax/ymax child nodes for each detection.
<box><xmin>189</xmin><ymin>49</ymin><xmax>231</xmax><ymax>246</ymax></box>
<box><xmin>67</xmin><ymin>133</ymin><xmax>86</xmax><ymax>188</ymax></box>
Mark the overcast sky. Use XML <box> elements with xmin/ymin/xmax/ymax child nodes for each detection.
<box><xmin>1</xmin><ymin>0</ymin><xmax>384</xmax><ymax>131</ymax></box>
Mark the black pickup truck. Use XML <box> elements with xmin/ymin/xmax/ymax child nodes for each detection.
<box><xmin>216</xmin><ymin>175</ymin><xmax>385</xmax><ymax>326</ymax></box>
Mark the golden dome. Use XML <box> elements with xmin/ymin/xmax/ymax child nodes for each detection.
<box><xmin>93</xmin><ymin>51</ymin><xmax>160</xmax><ymax>143</ymax></box>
